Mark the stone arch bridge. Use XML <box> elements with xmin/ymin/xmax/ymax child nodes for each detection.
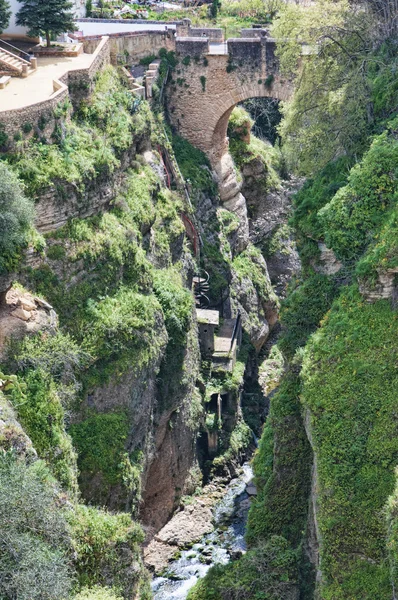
<box><xmin>167</xmin><ymin>28</ymin><xmax>295</xmax><ymax>166</ymax></box>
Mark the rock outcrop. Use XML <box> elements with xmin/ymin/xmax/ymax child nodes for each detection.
<box><xmin>312</xmin><ymin>243</ymin><xmax>342</xmax><ymax>276</ymax></box>
<box><xmin>0</xmin><ymin>287</ymin><xmax>57</xmax><ymax>361</ymax></box>
<box><xmin>214</xmin><ymin>153</ymin><xmax>250</xmax><ymax>253</ymax></box>
<box><xmin>359</xmin><ymin>267</ymin><xmax>398</xmax><ymax>302</ymax></box>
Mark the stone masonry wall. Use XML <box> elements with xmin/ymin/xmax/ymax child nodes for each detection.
<box><xmin>189</xmin><ymin>27</ymin><xmax>223</xmax><ymax>41</ymax></box>
<box><xmin>81</xmin><ymin>30</ymin><xmax>175</xmax><ymax>64</ymax></box>
<box><xmin>0</xmin><ymin>37</ymin><xmax>110</xmax><ymax>142</ymax></box>
<box><xmin>0</xmin><ymin>80</ymin><xmax>69</xmax><ymax>143</ymax></box>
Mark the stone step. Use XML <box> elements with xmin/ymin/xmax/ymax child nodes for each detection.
<box><xmin>0</xmin><ymin>47</ymin><xmax>31</xmax><ymax>75</ymax></box>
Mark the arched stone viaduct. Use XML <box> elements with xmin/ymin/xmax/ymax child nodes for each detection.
<box><xmin>167</xmin><ymin>29</ymin><xmax>294</xmax><ymax>165</ymax></box>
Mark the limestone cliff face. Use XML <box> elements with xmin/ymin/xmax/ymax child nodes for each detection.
<box><xmin>193</xmin><ymin>152</ymin><xmax>279</xmax><ymax>353</ymax></box>
<box><xmin>0</xmin><ymin>287</ymin><xmax>57</xmax><ymax>362</ymax></box>
<box><xmin>141</xmin><ymin>317</ymin><xmax>201</xmax><ymax>533</ymax></box>
<box><xmin>243</xmin><ymin>159</ymin><xmax>302</xmax><ymax>298</ymax></box>
<box><xmin>304</xmin><ymin>409</ymin><xmax>322</xmax><ymax>597</ymax></box>
<box><xmin>72</xmin><ymin>319</ymin><xmax>168</xmax><ymax>511</ymax></box>
<box><xmin>0</xmin><ymin>134</ymin><xmax>205</xmax><ymax>535</ymax></box>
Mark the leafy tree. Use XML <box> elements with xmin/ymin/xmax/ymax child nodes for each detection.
<box><xmin>0</xmin><ymin>163</ymin><xmax>34</xmax><ymax>274</ymax></box>
<box><xmin>16</xmin><ymin>0</ymin><xmax>75</xmax><ymax>47</ymax></box>
<box><xmin>272</xmin><ymin>0</ymin><xmax>372</xmax><ymax>173</ymax></box>
<box><xmin>353</xmin><ymin>0</ymin><xmax>398</xmax><ymax>38</ymax></box>
<box><xmin>0</xmin><ymin>452</ymin><xmax>72</xmax><ymax>599</ymax></box>
<box><xmin>210</xmin><ymin>0</ymin><xmax>221</xmax><ymax>19</ymax></box>
<box><xmin>0</xmin><ymin>0</ymin><xmax>11</xmax><ymax>33</ymax></box>
<box><xmin>85</xmin><ymin>0</ymin><xmax>92</xmax><ymax>17</ymax></box>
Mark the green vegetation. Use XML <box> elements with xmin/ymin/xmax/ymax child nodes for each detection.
<box><xmin>300</xmin><ymin>287</ymin><xmax>398</xmax><ymax>598</ymax></box>
<box><xmin>233</xmin><ymin>244</ymin><xmax>279</xmax><ymax>306</ymax></box>
<box><xmin>273</xmin><ymin>0</ymin><xmax>398</xmax><ymax>173</ymax></box>
<box><xmin>171</xmin><ymin>134</ymin><xmax>216</xmax><ymax>197</ymax></box>
<box><xmin>187</xmin><ymin>536</ymin><xmax>299</xmax><ymax>600</ymax></box>
<box><xmin>7</xmin><ymin>68</ymin><xmax>151</xmax><ymax>197</ymax></box>
<box><xmin>211</xmin><ymin>418</ymin><xmax>252</xmax><ymax>472</ymax></box>
<box><xmin>10</xmin><ymin>369</ymin><xmax>78</xmax><ymax>493</ymax></box>
<box><xmin>289</xmin><ymin>157</ymin><xmax>353</xmax><ymax>267</ymax></box>
<box><xmin>318</xmin><ymin>124</ymin><xmax>398</xmax><ymax>262</ymax></box>
<box><xmin>228</xmin><ymin>107</ymin><xmax>281</xmax><ymax>191</ymax></box>
<box><xmin>73</xmin><ymin>587</ymin><xmax>122</xmax><ymax>600</ymax></box>
<box><xmin>0</xmin><ymin>0</ymin><xmax>11</xmax><ymax>33</ymax></box>
<box><xmin>247</xmin><ymin>374</ymin><xmax>312</xmax><ymax>547</ymax></box>
<box><xmin>0</xmin><ymin>163</ymin><xmax>35</xmax><ymax>274</ymax></box>
<box><xmin>0</xmin><ymin>452</ymin><xmax>72</xmax><ymax>600</ymax></box>
<box><xmin>68</xmin><ymin>504</ymin><xmax>147</xmax><ymax>596</ymax></box>
<box><xmin>277</xmin><ymin>274</ymin><xmax>340</xmax><ymax>359</ymax></box>
<box><xmin>153</xmin><ymin>267</ymin><xmax>193</xmax><ymax>344</ymax></box>
<box><xmin>69</xmin><ymin>411</ymin><xmax>129</xmax><ymax>493</ymax></box>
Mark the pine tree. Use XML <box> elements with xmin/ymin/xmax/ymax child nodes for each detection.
<box><xmin>0</xmin><ymin>0</ymin><xmax>11</xmax><ymax>34</ymax></box>
<box><xmin>16</xmin><ymin>0</ymin><xmax>75</xmax><ymax>47</ymax></box>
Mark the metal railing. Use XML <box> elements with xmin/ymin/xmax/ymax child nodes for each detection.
<box><xmin>229</xmin><ymin>310</ymin><xmax>242</xmax><ymax>353</ymax></box>
<box><xmin>0</xmin><ymin>39</ymin><xmax>33</xmax><ymax>63</ymax></box>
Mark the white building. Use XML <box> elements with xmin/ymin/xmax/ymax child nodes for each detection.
<box><xmin>2</xmin><ymin>0</ymin><xmax>85</xmax><ymax>40</ymax></box>
<box><xmin>2</xmin><ymin>0</ymin><xmax>28</xmax><ymax>39</ymax></box>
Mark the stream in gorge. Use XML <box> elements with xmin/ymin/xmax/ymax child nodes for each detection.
<box><xmin>151</xmin><ymin>463</ymin><xmax>254</xmax><ymax>600</ymax></box>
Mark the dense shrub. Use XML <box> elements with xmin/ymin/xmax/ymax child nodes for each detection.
<box><xmin>10</xmin><ymin>369</ymin><xmax>78</xmax><ymax>492</ymax></box>
<box><xmin>233</xmin><ymin>243</ymin><xmax>279</xmax><ymax>304</ymax></box>
<box><xmin>73</xmin><ymin>587</ymin><xmax>122</xmax><ymax>600</ymax></box>
<box><xmin>356</xmin><ymin>205</ymin><xmax>398</xmax><ymax>284</ymax></box>
<box><xmin>153</xmin><ymin>267</ymin><xmax>193</xmax><ymax>344</ymax></box>
<box><xmin>290</xmin><ymin>156</ymin><xmax>353</xmax><ymax>265</ymax></box>
<box><xmin>319</xmin><ymin>124</ymin><xmax>398</xmax><ymax>262</ymax></box>
<box><xmin>247</xmin><ymin>374</ymin><xmax>312</xmax><ymax>547</ymax></box>
<box><xmin>228</xmin><ymin>106</ymin><xmax>281</xmax><ymax>190</ymax></box>
<box><xmin>278</xmin><ymin>274</ymin><xmax>340</xmax><ymax>358</ymax></box>
<box><xmin>0</xmin><ymin>452</ymin><xmax>72</xmax><ymax>600</ymax></box>
<box><xmin>69</xmin><ymin>411</ymin><xmax>130</xmax><ymax>493</ymax></box>
<box><xmin>8</xmin><ymin>68</ymin><xmax>152</xmax><ymax>197</ymax></box>
<box><xmin>0</xmin><ymin>162</ymin><xmax>34</xmax><ymax>274</ymax></box>
<box><xmin>171</xmin><ymin>134</ymin><xmax>216</xmax><ymax>196</ymax></box>
<box><xmin>10</xmin><ymin>330</ymin><xmax>90</xmax><ymax>406</ymax></box>
<box><xmin>68</xmin><ymin>504</ymin><xmax>145</xmax><ymax>596</ymax></box>
<box><xmin>300</xmin><ymin>286</ymin><xmax>398</xmax><ymax>598</ymax></box>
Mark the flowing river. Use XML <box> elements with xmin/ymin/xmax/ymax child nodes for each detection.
<box><xmin>152</xmin><ymin>463</ymin><xmax>254</xmax><ymax>600</ymax></box>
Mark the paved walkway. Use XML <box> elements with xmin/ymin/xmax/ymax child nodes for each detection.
<box><xmin>0</xmin><ymin>53</ymin><xmax>94</xmax><ymax>111</ymax></box>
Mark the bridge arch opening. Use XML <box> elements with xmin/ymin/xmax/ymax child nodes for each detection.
<box><xmin>209</xmin><ymin>92</ymin><xmax>284</xmax><ymax>166</ymax></box>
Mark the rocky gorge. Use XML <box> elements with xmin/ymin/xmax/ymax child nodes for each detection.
<box><xmin>1</xmin><ymin>5</ymin><xmax>398</xmax><ymax>598</ymax></box>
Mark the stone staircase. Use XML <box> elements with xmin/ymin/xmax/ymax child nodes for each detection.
<box><xmin>0</xmin><ymin>47</ymin><xmax>36</xmax><ymax>77</ymax></box>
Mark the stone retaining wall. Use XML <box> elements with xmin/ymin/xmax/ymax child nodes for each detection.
<box><xmin>240</xmin><ymin>28</ymin><xmax>269</xmax><ymax>38</ymax></box>
<box><xmin>0</xmin><ymin>36</ymin><xmax>110</xmax><ymax>145</ymax></box>
<box><xmin>0</xmin><ymin>79</ymin><xmax>69</xmax><ymax>143</ymax></box>
<box><xmin>66</xmin><ymin>35</ymin><xmax>110</xmax><ymax>105</ymax></box>
<box><xmin>176</xmin><ymin>36</ymin><xmax>209</xmax><ymax>57</ymax></box>
<box><xmin>81</xmin><ymin>30</ymin><xmax>175</xmax><ymax>64</ymax></box>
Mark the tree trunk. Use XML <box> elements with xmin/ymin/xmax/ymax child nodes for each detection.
<box><xmin>46</xmin><ymin>31</ymin><xmax>51</xmax><ymax>47</ymax></box>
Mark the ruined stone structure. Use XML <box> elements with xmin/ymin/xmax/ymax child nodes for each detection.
<box><xmin>167</xmin><ymin>31</ymin><xmax>294</xmax><ymax>165</ymax></box>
